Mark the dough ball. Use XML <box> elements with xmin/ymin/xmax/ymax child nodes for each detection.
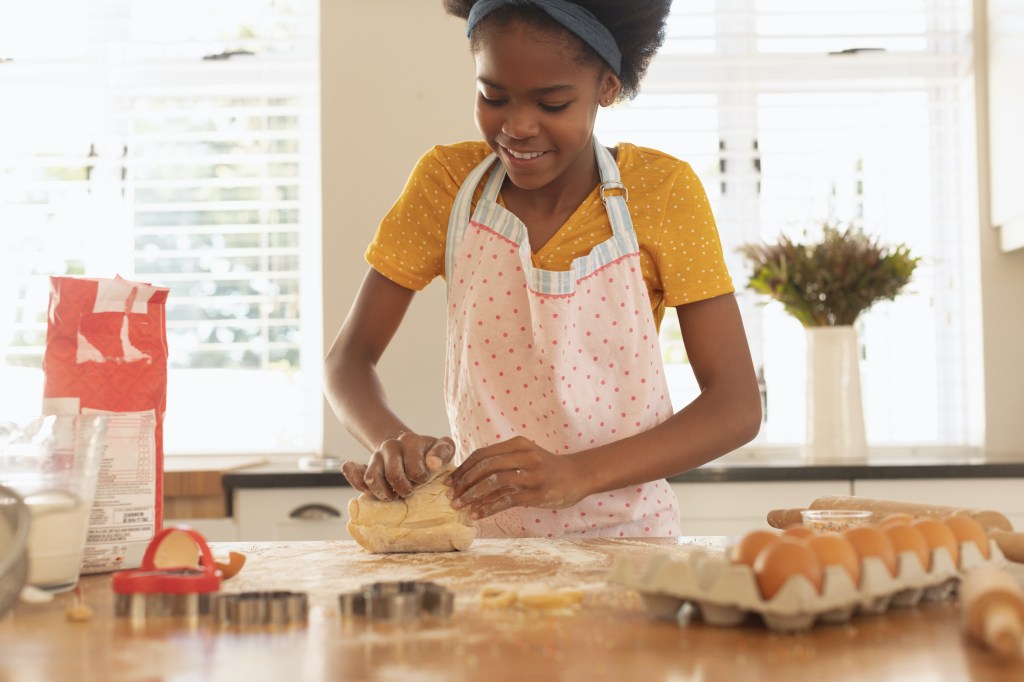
<box><xmin>347</xmin><ymin>465</ymin><xmax>476</xmax><ymax>553</ymax></box>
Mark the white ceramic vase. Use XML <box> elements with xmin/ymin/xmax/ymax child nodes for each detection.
<box><xmin>803</xmin><ymin>325</ymin><xmax>867</xmax><ymax>464</ymax></box>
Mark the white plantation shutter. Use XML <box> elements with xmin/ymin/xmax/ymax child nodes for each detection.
<box><xmin>596</xmin><ymin>0</ymin><xmax>982</xmax><ymax>449</ymax></box>
<box><xmin>0</xmin><ymin>0</ymin><xmax>322</xmax><ymax>455</ymax></box>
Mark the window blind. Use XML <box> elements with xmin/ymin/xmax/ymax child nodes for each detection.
<box><xmin>595</xmin><ymin>0</ymin><xmax>982</xmax><ymax>449</ymax></box>
<box><xmin>0</xmin><ymin>0</ymin><xmax>322</xmax><ymax>455</ymax></box>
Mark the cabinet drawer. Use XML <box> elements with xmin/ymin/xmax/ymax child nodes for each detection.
<box><xmin>235</xmin><ymin>487</ymin><xmax>359</xmax><ymax>541</ymax></box>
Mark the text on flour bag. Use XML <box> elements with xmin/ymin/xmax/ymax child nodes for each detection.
<box><xmin>42</xmin><ymin>275</ymin><xmax>169</xmax><ymax>574</ymax></box>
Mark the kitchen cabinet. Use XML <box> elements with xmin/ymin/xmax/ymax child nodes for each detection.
<box><xmin>228</xmin><ymin>477</ymin><xmax>1023</xmax><ymax>540</ymax></box>
<box><xmin>233</xmin><ymin>486</ymin><xmax>359</xmax><ymax>541</ymax></box>
<box><xmin>852</xmin><ymin>478</ymin><xmax>1024</xmax><ymax>529</ymax></box>
<box><xmin>671</xmin><ymin>476</ymin><xmax>1024</xmax><ymax>536</ymax></box>
<box><xmin>671</xmin><ymin>480</ymin><xmax>852</xmax><ymax>536</ymax></box>
<box><xmin>231</xmin><ymin>481</ymin><xmax>853</xmax><ymax>539</ymax></box>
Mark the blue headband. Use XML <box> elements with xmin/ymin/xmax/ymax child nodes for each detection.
<box><xmin>466</xmin><ymin>0</ymin><xmax>622</xmax><ymax>76</ymax></box>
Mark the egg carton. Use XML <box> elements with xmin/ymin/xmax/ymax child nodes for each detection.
<box><xmin>608</xmin><ymin>539</ymin><xmax>1006</xmax><ymax>634</ymax></box>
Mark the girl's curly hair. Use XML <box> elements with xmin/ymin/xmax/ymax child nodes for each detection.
<box><xmin>442</xmin><ymin>0</ymin><xmax>672</xmax><ymax>101</ymax></box>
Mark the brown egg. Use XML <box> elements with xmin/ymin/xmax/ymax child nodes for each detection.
<box><xmin>213</xmin><ymin>551</ymin><xmax>247</xmax><ymax>579</ymax></box>
<box><xmin>807</xmin><ymin>533</ymin><xmax>861</xmax><ymax>587</ymax></box>
<box><xmin>943</xmin><ymin>515</ymin><xmax>990</xmax><ymax>560</ymax></box>
<box><xmin>878</xmin><ymin>512</ymin><xmax>914</xmax><ymax>529</ymax></box>
<box><xmin>729</xmin><ymin>529</ymin><xmax>780</xmax><ymax>566</ymax></box>
<box><xmin>912</xmin><ymin>518</ymin><xmax>960</xmax><ymax>567</ymax></box>
<box><xmin>753</xmin><ymin>538</ymin><xmax>824</xmax><ymax>600</ymax></box>
<box><xmin>782</xmin><ymin>524</ymin><xmax>816</xmax><ymax>540</ymax></box>
<box><xmin>843</xmin><ymin>526</ymin><xmax>898</xmax><ymax>576</ymax></box>
<box><xmin>883</xmin><ymin>524</ymin><xmax>931</xmax><ymax>571</ymax></box>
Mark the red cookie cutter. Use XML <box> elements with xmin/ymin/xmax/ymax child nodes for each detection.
<box><xmin>112</xmin><ymin>526</ymin><xmax>221</xmax><ymax>617</ymax></box>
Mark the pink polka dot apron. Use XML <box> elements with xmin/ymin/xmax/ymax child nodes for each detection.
<box><xmin>444</xmin><ymin>139</ymin><xmax>680</xmax><ymax>538</ymax></box>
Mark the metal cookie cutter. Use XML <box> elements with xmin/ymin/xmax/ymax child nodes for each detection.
<box><xmin>213</xmin><ymin>591</ymin><xmax>308</xmax><ymax>628</ymax></box>
<box><xmin>339</xmin><ymin>581</ymin><xmax>454</xmax><ymax>623</ymax></box>
<box><xmin>112</xmin><ymin>527</ymin><xmax>221</xmax><ymax>622</ymax></box>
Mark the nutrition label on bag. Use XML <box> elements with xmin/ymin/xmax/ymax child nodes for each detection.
<box><xmin>80</xmin><ymin>408</ymin><xmax>158</xmax><ymax>574</ymax></box>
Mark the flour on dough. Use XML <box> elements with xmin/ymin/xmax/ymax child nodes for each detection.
<box><xmin>347</xmin><ymin>464</ymin><xmax>476</xmax><ymax>553</ymax></box>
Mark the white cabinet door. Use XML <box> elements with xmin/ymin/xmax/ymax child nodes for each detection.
<box><xmin>235</xmin><ymin>487</ymin><xmax>360</xmax><ymax>541</ymax></box>
<box><xmin>671</xmin><ymin>480</ymin><xmax>852</xmax><ymax>537</ymax></box>
<box><xmin>852</xmin><ymin>479</ymin><xmax>1024</xmax><ymax>530</ymax></box>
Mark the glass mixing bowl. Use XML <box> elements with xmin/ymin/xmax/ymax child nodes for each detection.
<box><xmin>0</xmin><ymin>483</ymin><xmax>29</xmax><ymax>618</ymax></box>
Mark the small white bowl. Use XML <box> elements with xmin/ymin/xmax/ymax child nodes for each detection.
<box><xmin>801</xmin><ymin>509</ymin><xmax>872</xmax><ymax>533</ymax></box>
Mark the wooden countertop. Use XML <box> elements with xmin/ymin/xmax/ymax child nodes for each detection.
<box><xmin>1</xmin><ymin>537</ymin><xmax>1022</xmax><ymax>681</ymax></box>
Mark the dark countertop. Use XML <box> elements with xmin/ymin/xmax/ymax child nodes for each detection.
<box><xmin>218</xmin><ymin>453</ymin><xmax>1024</xmax><ymax>516</ymax></box>
<box><xmin>218</xmin><ymin>454</ymin><xmax>1024</xmax><ymax>512</ymax></box>
<box><xmin>222</xmin><ymin>454</ymin><xmax>1024</xmax><ymax>490</ymax></box>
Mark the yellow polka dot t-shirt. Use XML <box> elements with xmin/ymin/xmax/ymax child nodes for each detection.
<box><xmin>365</xmin><ymin>141</ymin><xmax>733</xmax><ymax>328</ymax></box>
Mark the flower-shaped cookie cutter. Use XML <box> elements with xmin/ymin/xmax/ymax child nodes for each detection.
<box><xmin>213</xmin><ymin>590</ymin><xmax>308</xmax><ymax>627</ymax></box>
<box><xmin>338</xmin><ymin>580</ymin><xmax>454</xmax><ymax>623</ymax></box>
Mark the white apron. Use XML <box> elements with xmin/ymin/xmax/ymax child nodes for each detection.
<box><xmin>444</xmin><ymin>139</ymin><xmax>680</xmax><ymax>538</ymax></box>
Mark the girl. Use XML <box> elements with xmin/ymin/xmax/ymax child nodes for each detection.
<box><xmin>324</xmin><ymin>0</ymin><xmax>761</xmax><ymax>538</ymax></box>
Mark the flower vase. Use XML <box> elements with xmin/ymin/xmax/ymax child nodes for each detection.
<box><xmin>803</xmin><ymin>325</ymin><xmax>867</xmax><ymax>464</ymax></box>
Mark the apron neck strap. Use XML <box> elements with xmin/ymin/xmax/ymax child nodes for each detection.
<box><xmin>446</xmin><ymin>138</ymin><xmax>634</xmax><ymax>296</ymax></box>
<box><xmin>478</xmin><ymin>138</ymin><xmax>631</xmax><ymax>237</ymax></box>
<box><xmin>593</xmin><ymin>139</ymin><xmax>631</xmax><ymax>239</ymax></box>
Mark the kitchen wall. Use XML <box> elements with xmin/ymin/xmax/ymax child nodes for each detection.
<box><xmin>320</xmin><ymin>1</ymin><xmax>476</xmax><ymax>457</ymax></box>
<box><xmin>975</xmin><ymin>0</ymin><xmax>1024</xmax><ymax>458</ymax></box>
<box><xmin>320</xmin><ymin>0</ymin><xmax>1024</xmax><ymax>461</ymax></box>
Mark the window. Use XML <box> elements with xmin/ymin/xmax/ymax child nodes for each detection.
<box><xmin>595</xmin><ymin>0</ymin><xmax>983</xmax><ymax>449</ymax></box>
<box><xmin>0</xmin><ymin>0</ymin><xmax>322</xmax><ymax>454</ymax></box>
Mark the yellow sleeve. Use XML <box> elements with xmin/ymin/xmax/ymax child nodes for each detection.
<box><xmin>364</xmin><ymin>146</ymin><xmax>463</xmax><ymax>291</ymax></box>
<box><xmin>654</xmin><ymin>162</ymin><xmax>734</xmax><ymax>307</ymax></box>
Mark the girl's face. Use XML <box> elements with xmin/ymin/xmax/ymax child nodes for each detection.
<box><xmin>473</xmin><ymin>20</ymin><xmax>620</xmax><ymax>193</ymax></box>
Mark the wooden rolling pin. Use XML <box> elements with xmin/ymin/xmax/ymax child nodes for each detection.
<box><xmin>988</xmin><ymin>530</ymin><xmax>1024</xmax><ymax>565</ymax></box>
<box><xmin>960</xmin><ymin>565</ymin><xmax>1024</xmax><ymax>659</ymax></box>
<box><xmin>808</xmin><ymin>496</ymin><xmax>1014</xmax><ymax>532</ymax></box>
<box><xmin>766</xmin><ymin>497</ymin><xmax>1024</xmax><ymax>563</ymax></box>
<box><xmin>767</xmin><ymin>507</ymin><xmax>811</xmax><ymax>529</ymax></box>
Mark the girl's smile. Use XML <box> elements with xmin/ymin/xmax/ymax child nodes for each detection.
<box><xmin>502</xmin><ymin>146</ymin><xmax>547</xmax><ymax>161</ymax></box>
<box><xmin>499</xmin><ymin>144</ymin><xmax>550</xmax><ymax>168</ymax></box>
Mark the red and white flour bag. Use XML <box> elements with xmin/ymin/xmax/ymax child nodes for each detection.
<box><xmin>42</xmin><ymin>275</ymin><xmax>169</xmax><ymax>574</ymax></box>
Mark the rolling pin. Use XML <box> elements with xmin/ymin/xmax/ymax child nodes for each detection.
<box><xmin>766</xmin><ymin>508</ymin><xmax>809</xmax><ymax>529</ymax></box>
<box><xmin>766</xmin><ymin>498</ymin><xmax>1024</xmax><ymax>563</ymax></box>
<box><xmin>960</xmin><ymin>565</ymin><xmax>1024</xmax><ymax>659</ymax></box>
<box><xmin>988</xmin><ymin>530</ymin><xmax>1024</xmax><ymax>565</ymax></box>
<box><xmin>808</xmin><ymin>496</ymin><xmax>1014</xmax><ymax>532</ymax></box>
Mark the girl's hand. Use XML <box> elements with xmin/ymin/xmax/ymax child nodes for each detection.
<box><xmin>446</xmin><ymin>436</ymin><xmax>588</xmax><ymax>520</ymax></box>
<box><xmin>341</xmin><ymin>432</ymin><xmax>455</xmax><ymax>501</ymax></box>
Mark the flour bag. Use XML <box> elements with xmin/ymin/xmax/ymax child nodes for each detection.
<box><xmin>42</xmin><ymin>276</ymin><xmax>169</xmax><ymax>573</ymax></box>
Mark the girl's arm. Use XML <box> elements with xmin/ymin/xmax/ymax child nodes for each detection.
<box><xmin>324</xmin><ymin>268</ymin><xmax>455</xmax><ymax>500</ymax></box>
<box><xmin>447</xmin><ymin>292</ymin><xmax>761</xmax><ymax>519</ymax></box>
